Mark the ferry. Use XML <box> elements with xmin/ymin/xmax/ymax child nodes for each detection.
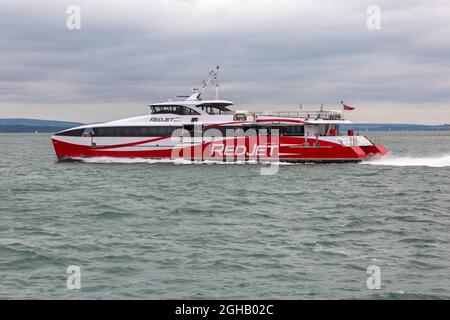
<box><xmin>52</xmin><ymin>67</ymin><xmax>388</xmax><ymax>162</ymax></box>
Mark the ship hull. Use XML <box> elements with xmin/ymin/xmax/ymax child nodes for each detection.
<box><xmin>52</xmin><ymin>136</ymin><xmax>387</xmax><ymax>163</ymax></box>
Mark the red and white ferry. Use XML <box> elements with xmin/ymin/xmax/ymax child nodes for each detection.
<box><xmin>52</xmin><ymin>68</ymin><xmax>387</xmax><ymax>162</ymax></box>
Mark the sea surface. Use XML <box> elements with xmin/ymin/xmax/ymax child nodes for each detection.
<box><xmin>0</xmin><ymin>131</ymin><xmax>449</xmax><ymax>299</ymax></box>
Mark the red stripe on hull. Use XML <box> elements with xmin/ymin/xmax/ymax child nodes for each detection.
<box><xmin>52</xmin><ymin>139</ymin><xmax>175</xmax><ymax>159</ymax></box>
<box><xmin>256</xmin><ymin>119</ymin><xmax>308</xmax><ymax>124</ymax></box>
<box><xmin>204</xmin><ymin>121</ymin><xmax>249</xmax><ymax>128</ymax></box>
<box><xmin>92</xmin><ymin>136</ymin><xmax>168</xmax><ymax>149</ymax></box>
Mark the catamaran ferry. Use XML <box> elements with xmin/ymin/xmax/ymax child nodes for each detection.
<box><xmin>52</xmin><ymin>67</ymin><xmax>387</xmax><ymax>162</ymax></box>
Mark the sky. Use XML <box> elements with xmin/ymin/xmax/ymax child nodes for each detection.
<box><xmin>0</xmin><ymin>0</ymin><xmax>449</xmax><ymax>124</ymax></box>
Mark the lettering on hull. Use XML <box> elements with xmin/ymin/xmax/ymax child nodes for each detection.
<box><xmin>210</xmin><ymin>144</ymin><xmax>278</xmax><ymax>157</ymax></box>
<box><xmin>149</xmin><ymin>117</ymin><xmax>176</xmax><ymax>122</ymax></box>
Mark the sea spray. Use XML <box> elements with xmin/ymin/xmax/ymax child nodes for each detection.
<box><xmin>76</xmin><ymin>157</ymin><xmax>297</xmax><ymax>166</ymax></box>
<box><xmin>362</xmin><ymin>154</ymin><xmax>450</xmax><ymax>167</ymax></box>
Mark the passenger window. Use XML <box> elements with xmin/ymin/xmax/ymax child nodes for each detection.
<box><xmin>233</xmin><ymin>114</ymin><xmax>247</xmax><ymax>121</ymax></box>
<box><xmin>82</xmin><ymin>128</ymin><xmax>95</xmax><ymax>137</ymax></box>
<box><xmin>55</xmin><ymin>128</ymin><xmax>85</xmax><ymax>136</ymax></box>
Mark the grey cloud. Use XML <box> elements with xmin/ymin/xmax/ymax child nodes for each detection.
<box><xmin>0</xmin><ymin>0</ymin><xmax>449</xmax><ymax>123</ymax></box>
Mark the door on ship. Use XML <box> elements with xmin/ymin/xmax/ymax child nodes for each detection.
<box><xmin>182</xmin><ymin>124</ymin><xmax>203</xmax><ymax>144</ymax></box>
<box><xmin>82</xmin><ymin>128</ymin><xmax>96</xmax><ymax>146</ymax></box>
<box><xmin>304</xmin><ymin>125</ymin><xmax>318</xmax><ymax>139</ymax></box>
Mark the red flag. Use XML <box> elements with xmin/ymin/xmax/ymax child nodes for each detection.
<box><xmin>341</xmin><ymin>101</ymin><xmax>355</xmax><ymax>110</ymax></box>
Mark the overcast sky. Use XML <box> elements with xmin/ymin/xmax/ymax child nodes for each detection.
<box><xmin>0</xmin><ymin>0</ymin><xmax>449</xmax><ymax>124</ymax></box>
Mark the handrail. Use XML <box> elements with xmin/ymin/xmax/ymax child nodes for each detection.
<box><xmin>254</xmin><ymin>110</ymin><xmax>343</xmax><ymax>120</ymax></box>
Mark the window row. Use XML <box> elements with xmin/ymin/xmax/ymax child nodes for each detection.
<box><xmin>56</xmin><ymin>125</ymin><xmax>307</xmax><ymax>137</ymax></box>
<box><xmin>93</xmin><ymin>126</ymin><xmax>181</xmax><ymax>137</ymax></box>
<box><xmin>208</xmin><ymin>125</ymin><xmax>305</xmax><ymax>136</ymax></box>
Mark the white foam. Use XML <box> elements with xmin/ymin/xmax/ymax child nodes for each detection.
<box><xmin>362</xmin><ymin>154</ymin><xmax>450</xmax><ymax>167</ymax></box>
<box><xmin>76</xmin><ymin>155</ymin><xmax>450</xmax><ymax>167</ymax></box>
<box><xmin>74</xmin><ymin>157</ymin><xmax>298</xmax><ymax>166</ymax></box>
<box><xmin>76</xmin><ymin>157</ymin><xmax>191</xmax><ymax>165</ymax></box>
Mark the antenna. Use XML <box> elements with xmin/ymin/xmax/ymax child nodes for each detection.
<box><xmin>215</xmin><ymin>80</ymin><xmax>219</xmax><ymax>100</ymax></box>
<box><xmin>199</xmin><ymin>65</ymin><xmax>220</xmax><ymax>99</ymax></box>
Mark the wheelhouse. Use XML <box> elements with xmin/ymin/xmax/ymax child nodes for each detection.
<box><xmin>149</xmin><ymin>101</ymin><xmax>234</xmax><ymax>116</ymax></box>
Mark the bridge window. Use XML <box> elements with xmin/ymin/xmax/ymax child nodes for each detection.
<box><xmin>200</xmin><ymin>106</ymin><xmax>225</xmax><ymax>115</ymax></box>
<box><xmin>55</xmin><ymin>128</ymin><xmax>85</xmax><ymax>136</ymax></box>
<box><xmin>197</xmin><ymin>103</ymin><xmax>231</xmax><ymax>115</ymax></box>
<box><xmin>150</xmin><ymin>105</ymin><xmax>200</xmax><ymax>115</ymax></box>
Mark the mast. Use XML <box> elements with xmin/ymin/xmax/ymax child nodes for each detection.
<box><xmin>216</xmin><ymin>81</ymin><xmax>219</xmax><ymax>100</ymax></box>
<box><xmin>199</xmin><ymin>65</ymin><xmax>220</xmax><ymax>100</ymax></box>
<box><xmin>185</xmin><ymin>66</ymin><xmax>220</xmax><ymax>101</ymax></box>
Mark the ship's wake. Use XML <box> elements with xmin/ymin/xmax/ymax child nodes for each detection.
<box><xmin>74</xmin><ymin>157</ymin><xmax>296</xmax><ymax>166</ymax></box>
<box><xmin>76</xmin><ymin>157</ymin><xmax>193</xmax><ymax>165</ymax></box>
<box><xmin>72</xmin><ymin>155</ymin><xmax>450</xmax><ymax>167</ymax></box>
<box><xmin>362</xmin><ymin>154</ymin><xmax>450</xmax><ymax>167</ymax></box>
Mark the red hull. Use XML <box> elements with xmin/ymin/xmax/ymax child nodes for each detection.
<box><xmin>52</xmin><ymin>136</ymin><xmax>388</xmax><ymax>163</ymax></box>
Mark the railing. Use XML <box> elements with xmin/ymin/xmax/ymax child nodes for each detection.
<box><xmin>365</xmin><ymin>135</ymin><xmax>381</xmax><ymax>146</ymax></box>
<box><xmin>336</xmin><ymin>136</ymin><xmax>358</xmax><ymax>147</ymax></box>
<box><xmin>338</xmin><ymin>133</ymin><xmax>383</xmax><ymax>147</ymax></box>
<box><xmin>254</xmin><ymin>110</ymin><xmax>343</xmax><ymax>120</ymax></box>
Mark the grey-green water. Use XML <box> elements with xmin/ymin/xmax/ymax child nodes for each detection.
<box><xmin>1</xmin><ymin>132</ymin><xmax>450</xmax><ymax>299</ymax></box>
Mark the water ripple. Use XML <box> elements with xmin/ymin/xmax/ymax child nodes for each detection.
<box><xmin>1</xmin><ymin>132</ymin><xmax>450</xmax><ymax>299</ymax></box>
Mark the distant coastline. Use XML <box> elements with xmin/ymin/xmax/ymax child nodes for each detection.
<box><xmin>342</xmin><ymin>123</ymin><xmax>450</xmax><ymax>131</ymax></box>
<box><xmin>0</xmin><ymin>118</ymin><xmax>449</xmax><ymax>133</ymax></box>
<box><xmin>0</xmin><ymin>119</ymin><xmax>83</xmax><ymax>133</ymax></box>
